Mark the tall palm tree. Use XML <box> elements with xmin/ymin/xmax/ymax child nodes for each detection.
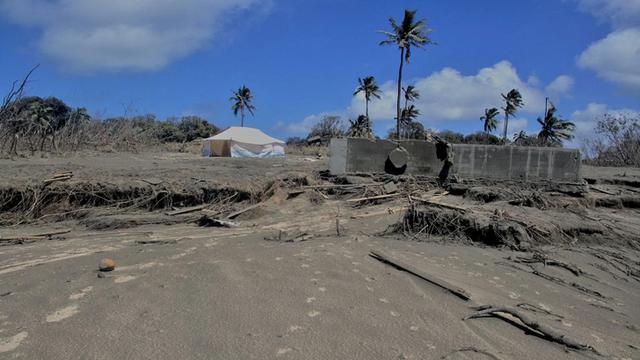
<box><xmin>230</xmin><ymin>86</ymin><xmax>256</xmax><ymax>127</ymax></box>
<box><xmin>380</xmin><ymin>9</ymin><xmax>434</xmax><ymax>139</ymax></box>
<box><xmin>480</xmin><ymin>107</ymin><xmax>500</xmax><ymax>134</ymax></box>
<box><xmin>537</xmin><ymin>105</ymin><xmax>575</xmax><ymax>146</ymax></box>
<box><xmin>403</xmin><ymin>85</ymin><xmax>420</xmax><ymax>112</ymax></box>
<box><xmin>353</xmin><ymin>76</ymin><xmax>382</xmax><ymax>120</ymax></box>
<box><xmin>501</xmin><ymin>89</ymin><xmax>524</xmax><ymax>142</ymax></box>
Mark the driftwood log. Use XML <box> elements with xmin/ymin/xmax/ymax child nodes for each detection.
<box><xmin>464</xmin><ymin>306</ymin><xmax>598</xmax><ymax>353</ymax></box>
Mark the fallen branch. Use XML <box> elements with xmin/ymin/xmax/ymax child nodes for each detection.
<box><xmin>516</xmin><ymin>303</ymin><xmax>565</xmax><ymax>319</ymax></box>
<box><xmin>0</xmin><ymin>229</ymin><xmax>71</xmax><ymax>244</ymax></box>
<box><xmin>590</xmin><ymin>186</ymin><xmax>617</xmax><ymax>195</ymax></box>
<box><xmin>531</xmin><ymin>269</ymin><xmax>607</xmax><ymax>299</ymax></box>
<box><xmin>464</xmin><ymin>306</ymin><xmax>598</xmax><ymax>353</ymax></box>
<box><xmin>369</xmin><ymin>250</ymin><xmax>471</xmax><ymax>301</ymax></box>
<box><xmin>166</xmin><ymin>204</ymin><xmax>209</xmax><ymax>216</ymax></box>
<box><xmin>0</xmin><ymin>229</ymin><xmax>71</xmax><ymax>241</ymax></box>
<box><xmin>512</xmin><ymin>255</ymin><xmax>583</xmax><ymax>277</ymax></box>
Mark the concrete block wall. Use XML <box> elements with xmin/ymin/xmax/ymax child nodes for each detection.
<box><xmin>329</xmin><ymin>138</ymin><xmax>582</xmax><ymax>182</ymax></box>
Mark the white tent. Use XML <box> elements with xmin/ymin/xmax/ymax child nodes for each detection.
<box><xmin>201</xmin><ymin>127</ymin><xmax>286</xmax><ymax>158</ymax></box>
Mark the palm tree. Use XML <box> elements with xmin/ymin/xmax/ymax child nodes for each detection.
<box><xmin>230</xmin><ymin>86</ymin><xmax>256</xmax><ymax>127</ymax></box>
<box><xmin>513</xmin><ymin>130</ymin><xmax>528</xmax><ymax>145</ymax></box>
<box><xmin>399</xmin><ymin>104</ymin><xmax>421</xmax><ymax>139</ymax></box>
<box><xmin>537</xmin><ymin>105</ymin><xmax>575</xmax><ymax>146</ymax></box>
<box><xmin>480</xmin><ymin>107</ymin><xmax>500</xmax><ymax>134</ymax></box>
<box><xmin>380</xmin><ymin>9</ymin><xmax>434</xmax><ymax>139</ymax></box>
<box><xmin>353</xmin><ymin>76</ymin><xmax>382</xmax><ymax>120</ymax></box>
<box><xmin>501</xmin><ymin>89</ymin><xmax>524</xmax><ymax>143</ymax></box>
<box><xmin>403</xmin><ymin>85</ymin><xmax>420</xmax><ymax>112</ymax></box>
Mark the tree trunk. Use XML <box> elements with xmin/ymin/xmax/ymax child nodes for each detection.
<box><xmin>503</xmin><ymin>113</ymin><xmax>509</xmax><ymax>144</ymax></box>
<box><xmin>365</xmin><ymin>98</ymin><xmax>369</xmax><ymax>120</ymax></box>
<box><xmin>241</xmin><ymin>108</ymin><xmax>244</xmax><ymax>127</ymax></box>
<box><xmin>396</xmin><ymin>47</ymin><xmax>405</xmax><ymax>140</ymax></box>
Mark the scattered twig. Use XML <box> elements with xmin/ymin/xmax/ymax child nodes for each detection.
<box><xmin>412</xmin><ymin>196</ymin><xmax>467</xmax><ymax>212</ymax></box>
<box><xmin>369</xmin><ymin>250</ymin><xmax>471</xmax><ymax>301</ymax></box>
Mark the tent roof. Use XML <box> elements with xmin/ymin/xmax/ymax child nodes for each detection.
<box><xmin>204</xmin><ymin>127</ymin><xmax>285</xmax><ymax>145</ymax></box>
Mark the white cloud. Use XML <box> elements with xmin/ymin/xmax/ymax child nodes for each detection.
<box><xmin>545</xmin><ymin>75</ymin><xmax>575</xmax><ymax>96</ymax></box>
<box><xmin>284</xmin><ymin>61</ymin><xmax>566</xmax><ymax>138</ymax></box>
<box><xmin>577</xmin><ymin>28</ymin><xmax>640</xmax><ymax>89</ymax></box>
<box><xmin>0</xmin><ymin>0</ymin><xmax>269</xmax><ymax>72</ymax></box>
<box><xmin>572</xmin><ymin>0</ymin><xmax>640</xmax><ymax>28</ymax></box>
<box><xmin>571</xmin><ymin>0</ymin><xmax>640</xmax><ymax>90</ymax></box>
<box><xmin>273</xmin><ymin>111</ymin><xmax>347</xmax><ymax>136</ymax></box>
<box><xmin>349</xmin><ymin>61</ymin><xmax>549</xmax><ymax>124</ymax></box>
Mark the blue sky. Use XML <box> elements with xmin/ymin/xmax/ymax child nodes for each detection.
<box><xmin>0</xmin><ymin>0</ymin><xmax>639</xmax><ymax>145</ymax></box>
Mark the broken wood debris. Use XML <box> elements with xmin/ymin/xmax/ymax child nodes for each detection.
<box><xmin>369</xmin><ymin>250</ymin><xmax>471</xmax><ymax>301</ymax></box>
<box><xmin>264</xmin><ymin>230</ymin><xmax>313</xmax><ymax>243</ymax></box>
<box><xmin>301</xmin><ymin>183</ymin><xmax>383</xmax><ymax>189</ymax></box>
<box><xmin>43</xmin><ymin>171</ymin><xmax>73</xmax><ymax>185</ymax></box>
<box><xmin>350</xmin><ymin>206</ymin><xmax>408</xmax><ymax>219</ymax></box>
<box><xmin>166</xmin><ymin>204</ymin><xmax>210</xmax><ymax>216</ymax></box>
<box><xmin>135</xmin><ymin>239</ymin><xmax>178</xmax><ymax>245</ymax></box>
<box><xmin>464</xmin><ymin>305</ymin><xmax>598</xmax><ymax>353</ymax></box>
<box><xmin>197</xmin><ymin>215</ymin><xmax>238</xmax><ymax>228</ymax></box>
<box><xmin>412</xmin><ymin>196</ymin><xmax>467</xmax><ymax>212</ymax></box>
<box><xmin>346</xmin><ymin>193</ymin><xmax>401</xmax><ymax>203</ymax></box>
<box><xmin>590</xmin><ymin>186</ymin><xmax>617</xmax><ymax>195</ymax></box>
<box><xmin>226</xmin><ymin>202</ymin><xmax>263</xmax><ymax>219</ymax></box>
<box><xmin>0</xmin><ymin>229</ymin><xmax>71</xmax><ymax>244</ymax></box>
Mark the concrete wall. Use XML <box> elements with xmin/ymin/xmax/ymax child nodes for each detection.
<box><xmin>329</xmin><ymin>138</ymin><xmax>582</xmax><ymax>182</ymax></box>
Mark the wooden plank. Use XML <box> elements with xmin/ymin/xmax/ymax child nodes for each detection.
<box><xmin>369</xmin><ymin>250</ymin><xmax>472</xmax><ymax>301</ymax></box>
